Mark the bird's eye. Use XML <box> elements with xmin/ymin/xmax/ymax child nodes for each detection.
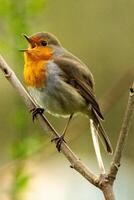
<box><xmin>41</xmin><ymin>40</ymin><xmax>47</xmax><ymax>46</ymax></box>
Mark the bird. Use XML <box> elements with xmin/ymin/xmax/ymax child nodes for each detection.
<box><xmin>22</xmin><ymin>32</ymin><xmax>113</xmax><ymax>158</ymax></box>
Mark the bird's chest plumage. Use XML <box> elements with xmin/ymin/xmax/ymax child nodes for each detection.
<box><xmin>28</xmin><ymin>61</ymin><xmax>86</xmax><ymax>117</ymax></box>
<box><xmin>24</xmin><ymin>59</ymin><xmax>47</xmax><ymax>88</ymax></box>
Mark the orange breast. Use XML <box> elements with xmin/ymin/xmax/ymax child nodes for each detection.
<box><xmin>24</xmin><ymin>59</ymin><xmax>47</xmax><ymax>88</ymax></box>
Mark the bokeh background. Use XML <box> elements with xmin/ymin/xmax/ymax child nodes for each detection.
<box><xmin>0</xmin><ymin>0</ymin><xmax>134</xmax><ymax>199</ymax></box>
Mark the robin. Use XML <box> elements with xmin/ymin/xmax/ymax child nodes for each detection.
<box><xmin>22</xmin><ymin>32</ymin><xmax>113</xmax><ymax>154</ymax></box>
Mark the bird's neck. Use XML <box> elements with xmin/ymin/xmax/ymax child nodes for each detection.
<box><xmin>23</xmin><ymin>53</ymin><xmax>48</xmax><ymax>88</ymax></box>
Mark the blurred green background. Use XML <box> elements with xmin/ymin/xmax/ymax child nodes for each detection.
<box><xmin>0</xmin><ymin>0</ymin><xmax>134</xmax><ymax>199</ymax></box>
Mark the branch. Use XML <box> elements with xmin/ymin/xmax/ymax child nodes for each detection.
<box><xmin>0</xmin><ymin>55</ymin><xmax>99</xmax><ymax>187</ymax></box>
<box><xmin>108</xmin><ymin>82</ymin><xmax>134</xmax><ymax>183</ymax></box>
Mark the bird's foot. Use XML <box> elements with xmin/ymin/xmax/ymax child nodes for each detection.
<box><xmin>51</xmin><ymin>135</ymin><xmax>66</xmax><ymax>152</ymax></box>
<box><xmin>30</xmin><ymin>107</ymin><xmax>44</xmax><ymax>121</ymax></box>
<box><xmin>98</xmin><ymin>174</ymin><xmax>109</xmax><ymax>187</ymax></box>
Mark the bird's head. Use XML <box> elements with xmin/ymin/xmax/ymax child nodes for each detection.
<box><xmin>22</xmin><ymin>32</ymin><xmax>61</xmax><ymax>60</ymax></box>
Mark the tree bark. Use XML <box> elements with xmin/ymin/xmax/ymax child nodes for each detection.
<box><xmin>102</xmin><ymin>184</ymin><xmax>115</xmax><ymax>200</ymax></box>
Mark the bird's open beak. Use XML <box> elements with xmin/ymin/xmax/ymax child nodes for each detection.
<box><xmin>19</xmin><ymin>34</ymin><xmax>36</xmax><ymax>52</ymax></box>
<box><xmin>23</xmin><ymin>34</ymin><xmax>32</xmax><ymax>44</ymax></box>
<box><xmin>18</xmin><ymin>49</ymin><xmax>28</xmax><ymax>52</ymax></box>
<box><xmin>23</xmin><ymin>34</ymin><xmax>36</xmax><ymax>48</ymax></box>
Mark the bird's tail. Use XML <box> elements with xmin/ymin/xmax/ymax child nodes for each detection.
<box><xmin>90</xmin><ymin>109</ymin><xmax>113</xmax><ymax>154</ymax></box>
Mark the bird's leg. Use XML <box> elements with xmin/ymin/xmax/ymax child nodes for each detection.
<box><xmin>62</xmin><ymin>114</ymin><xmax>73</xmax><ymax>137</ymax></box>
<box><xmin>30</xmin><ymin>107</ymin><xmax>45</xmax><ymax>122</ymax></box>
<box><xmin>51</xmin><ymin>114</ymin><xmax>73</xmax><ymax>152</ymax></box>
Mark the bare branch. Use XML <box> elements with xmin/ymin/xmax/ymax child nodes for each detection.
<box><xmin>101</xmin><ymin>183</ymin><xmax>115</xmax><ymax>200</ymax></box>
<box><xmin>0</xmin><ymin>55</ymin><xmax>98</xmax><ymax>187</ymax></box>
<box><xmin>108</xmin><ymin>82</ymin><xmax>134</xmax><ymax>183</ymax></box>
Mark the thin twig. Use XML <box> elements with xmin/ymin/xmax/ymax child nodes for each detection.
<box><xmin>108</xmin><ymin>82</ymin><xmax>134</xmax><ymax>183</ymax></box>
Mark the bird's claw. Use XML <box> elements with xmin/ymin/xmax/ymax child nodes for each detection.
<box><xmin>98</xmin><ymin>174</ymin><xmax>109</xmax><ymax>187</ymax></box>
<box><xmin>30</xmin><ymin>107</ymin><xmax>44</xmax><ymax>121</ymax></box>
<box><xmin>51</xmin><ymin>135</ymin><xmax>66</xmax><ymax>152</ymax></box>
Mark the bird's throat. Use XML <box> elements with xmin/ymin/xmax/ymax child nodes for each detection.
<box><xmin>24</xmin><ymin>55</ymin><xmax>47</xmax><ymax>88</ymax></box>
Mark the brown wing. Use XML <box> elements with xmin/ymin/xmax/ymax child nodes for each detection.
<box><xmin>54</xmin><ymin>56</ymin><xmax>104</xmax><ymax>119</ymax></box>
